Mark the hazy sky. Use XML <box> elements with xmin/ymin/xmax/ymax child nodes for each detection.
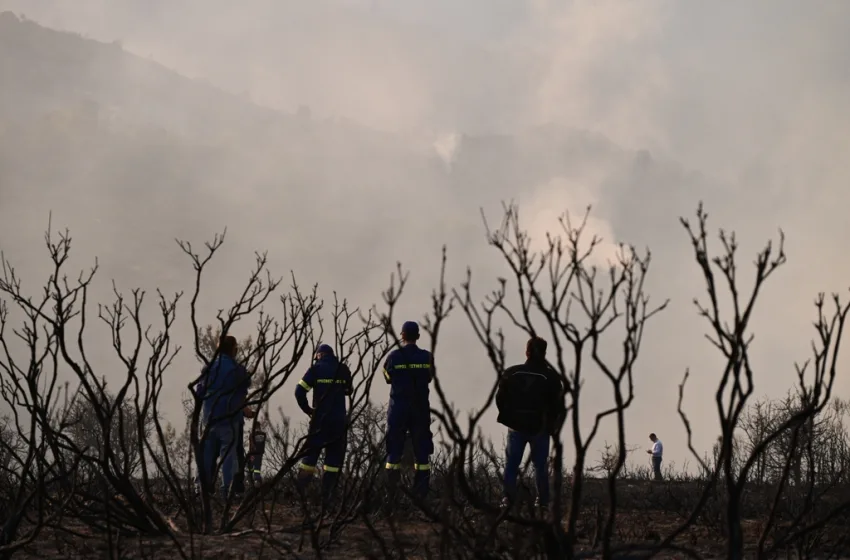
<box><xmin>1</xmin><ymin>0</ymin><xmax>849</xmax><ymax>473</ymax></box>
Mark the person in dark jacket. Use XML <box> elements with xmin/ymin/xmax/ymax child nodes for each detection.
<box><xmin>496</xmin><ymin>336</ymin><xmax>567</xmax><ymax>510</ymax></box>
<box><xmin>247</xmin><ymin>419</ymin><xmax>267</xmax><ymax>487</ymax></box>
<box><xmin>382</xmin><ymin>321</ymin><xmax>435</xmax><ymax>503</ymax></box>
<box><xmin>293</xmin><ymin>344</ymin><xmax>352</xmax><ymax>506</ymax></box>
<box><xmin>198</xmin><ymin>335</ymin><xmax>251</xmax><ymax>499</ymax></box>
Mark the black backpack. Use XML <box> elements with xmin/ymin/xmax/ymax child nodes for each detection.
<box><xmin>503</xmin><ymin>369</ymin><xmax>550</xmax><ymax>432</ymax></box>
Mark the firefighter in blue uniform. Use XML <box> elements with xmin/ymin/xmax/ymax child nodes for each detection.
<box><xmin>382</xmin><ymin>321</ymin><xmax>435</xmax><ymax>503</ymax></box>
<box><xmin>293</xmin><ymin>343</ymin><xmax>352</xmax><ymax>507</ymax></box>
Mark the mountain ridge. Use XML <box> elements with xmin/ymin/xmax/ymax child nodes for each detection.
<box><xmin>0</xmin><ymin>9</ymin><xmax>734</xmax><ymax>267</ymax></box>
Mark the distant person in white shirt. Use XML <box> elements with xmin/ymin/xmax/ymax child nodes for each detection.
<box><xmin>646</xmin><ymin>433</ymin><xmax>663</xmax><ymax>480</ymax></box>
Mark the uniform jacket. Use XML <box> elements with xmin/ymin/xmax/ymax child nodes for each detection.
<box><xmin>382</xmin><ymin>343</ymin><xmax>434</xmax><ymax>412</ymax></box>
<box><xmin>295</xmin><ymin>355</ymin><xmax>353</xmax><ymax>426</ymax></box>
<box><xmin>495</xmin><ymin>358</ymin><xmax>566</xmax><ymax>435</ymax></box>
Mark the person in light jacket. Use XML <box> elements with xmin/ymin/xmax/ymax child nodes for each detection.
<box><xmin>646</xmin><ymin>433</ymin><xmax>663</xmax><ymax>480</ymax></box>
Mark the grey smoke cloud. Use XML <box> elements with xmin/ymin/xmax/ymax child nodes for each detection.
<box><xmin>1</xmin><ymin>0</ymin><xmax>849</xmax><ymax>471</ymax></box>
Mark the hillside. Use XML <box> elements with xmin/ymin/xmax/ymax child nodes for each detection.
<box><xmin>0</xmin><ymin>13</ymin><xmax>275</xmax><ymax>138</ymax></box>
<box><xmin>0</xmin><ymin>11</ymin><xmax>733</xmax><ymax>362</ymax></box>
<box><xmin>0</xmin><ymin>0</ymin><xmax>533</xmax><ymax>134</ymax></box>
<box><xmin>0</xmin><ymin>12</ymin><xmax>449</xmax><ymax>278</ymax></box>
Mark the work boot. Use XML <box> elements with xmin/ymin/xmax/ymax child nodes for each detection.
<box><xmin>533</xmin><ymin>497</ymin><xmax>551</xmax><ymax>521</ymax></box>
<box><xmin>412</xmin><ymin>469</ymin><xmax>430</xmax><ymax>503</ymax></box>
<box><xmin>383</xmin><ymin>469</ymin><xmax>402</xmax><ymax>515</ymax></box>
<box><xmin>320</xmin><ymin>471</ymin><xmax>340</xmax><ymax>511</ymax></box>
<box><xmin>295</xmin><ymin>471</ymin><xmax>313</xmax><ymax>503</ymax></box>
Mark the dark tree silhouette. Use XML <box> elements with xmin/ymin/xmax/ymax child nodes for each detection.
<box><xmin>1</xmin><ymin>204</ymin><xmax>850</xmax><ymax>559</ymax></box>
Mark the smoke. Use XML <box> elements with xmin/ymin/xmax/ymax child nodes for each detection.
<box><xmin>432</xmin><ymin>132</ymin><xmax>460</xmax><ymax>169</ymax></box>
<box><xmin>2</xmin><ymin>0</ymin><xmax>850</xmax><ymax>468</ymax></box>
<box><xmin>521</xmin><ymin>176</ymin><xmax>622</xmax><ymax>267</ymax></box>
<box><xmin>517</xmin><ymin>0</ymin><xmax>673</xmax><ymax>154</ymax></box>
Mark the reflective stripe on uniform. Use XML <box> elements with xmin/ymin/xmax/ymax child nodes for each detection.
<box><xmin>414</xmin><ymin>463</ymin><xmax>430</xmax><ymax>471</ymax></box>
<box><xmin>385</xmin><ymin>462</ymin><xmax>402</xmax><ymax>470</ymax></box>
<box><xmin>300</xmin><ymin>463</ymin><xmax>317</xmax><ymax>473</ymax></box>
<box><xmin>298</xmin><ymin>379</ymin><xmax>312</xmax><ymax>391</ymax></box>
<box><xmin>323</xmin><ymin>465</ymin><xmax>341</xmax><ymax>473</ymax></box>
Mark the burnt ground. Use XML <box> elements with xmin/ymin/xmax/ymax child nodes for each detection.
<box><xmin>10</xmin><ymin>478</ymin><xmax>850</xmax><ymax>559</ymax></box>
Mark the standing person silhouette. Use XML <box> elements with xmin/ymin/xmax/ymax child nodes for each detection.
<box><xmin>647</xmin><ymin>433</ymin><xmax>663</xmax><ymax>480</ymax></box>
<box><xmin>382</xmin><ymin>321</ymin><xmax>435</xmax><ymax>508</ymax></box>
<box><xmin>496</xmin><ymin>337</ymin><xmax>567</xmax><ymax>511</ymax></box>
<box><xmin>198</xmin><ymin>335</ymin><xmax>250</xmax><ymax>499</ymax></box>
<box><xmin>293</xmin><ymin>344</ymin><xmax>353</xmax><ymax>508</ymax></box>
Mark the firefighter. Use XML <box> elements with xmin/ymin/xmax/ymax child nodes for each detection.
<box><xmin>293</xmin><ymin>343</ymin><xmax>352</xmax><ymax>507</ymax></box>
<box><xmin>247</xmin><ymin>418</ymin><xmax>267</xmax><ymax>487</ymax></box>
<box><xmin>382</xmin><ymin>321</ymin><xmax>435</xmax><ymax>504</ymax></box>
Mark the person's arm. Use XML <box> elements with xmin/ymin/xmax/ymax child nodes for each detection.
<box><xmin>343</xmin><ymin>364</ymin><xmax>353</xmax><ymax>396</ymax></box>
<box><xmin>193</xmin><ymin>365</ymin><xmax>208</xmax><ymax>398</ymax></box>
<box><xmin>547</xmin><ymin>370</ymin><xmax>567</xmax><ymax>435</ymax></box>
<box><xmin>294</xmin><ymin>366</ymin><xmax>316</xmax><ymax>416</ymax></box>
<box><xmin>381</xmin><ymin>354</ymin><xmax>394</xmax><ymax>385</ymax></box>
<box><xmin>495</xmin><ymin>370</ymin><xmax>510</xmax><ymax>411</ymax></box>
<box><xmin>561</xmin><ymin>371</ymin><xmax>573</xmax><ymax>396</ymax></box>
<box><xmin>229</xmin><ymin>365</ymin><xmax>251</xmax><ymax>422</ymax></box>
<box><xmin>237</xmin><ymin>364</ymin><xmax>251</xmax><ymax>402</ymax></box>
<box><xmin>428</xmin><ymin>354</ymin><xmax>436</xmax><ymax>383</ymax></box>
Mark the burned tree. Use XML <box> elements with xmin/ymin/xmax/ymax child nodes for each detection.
<box><xmin>672</xmin><ymin>204</ymin><xmax>850</xmax><ymax>558</ymax></box>
<box><xmin>358</xmin><ymin>202</ymin><xmax>668</xmax><ymax>558</ymax></box>
<box><xmin>3</xmin><ymin>203</ymin><xmax>850</xmax><ymax>559</ymax></box>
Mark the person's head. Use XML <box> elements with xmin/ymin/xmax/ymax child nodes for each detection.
<box><xmin>400</xmin><ymin>321</ymin><xmax>420</xmax><ymax>344</ymax></box>
<box><xmin>315</xmin><ymin>343</ymin><xmax>334</xmax><ymax>361</ymax></box>
<box><xmin>649</xmin><ymin>433</ymin><xmax>657</xmax><ymax>442</ymax></box>
<box><xmin>526</xmin><ymin>336</ymin><xmax>547</xmax><ymax>361</ymax></box>
<box><xmin>218</xmin><ymin>335</ymin><xmax>238</xmax><ymax>358</ymax></box>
